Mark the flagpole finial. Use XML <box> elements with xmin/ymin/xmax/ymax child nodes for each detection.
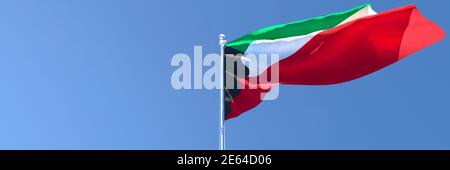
<box><xmin>219</xmin><ymin>34</ymin><xmax>226</xmax><ymax>46</ymax></box>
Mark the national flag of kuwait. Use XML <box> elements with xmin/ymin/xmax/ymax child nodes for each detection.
<box><xmin>223</xmin><ymin>4</ymin><xmax>445</xmax><ymax>120</ymax></box>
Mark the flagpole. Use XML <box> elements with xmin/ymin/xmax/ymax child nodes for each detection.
<box><xmin>219</xmin><ymin>34</ymin><xmax>226</xmax><ymax>150</ymax></box>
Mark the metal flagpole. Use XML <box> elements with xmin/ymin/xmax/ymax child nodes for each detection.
<box><xmin>219</xmin><ymin>34</ymin><xmax>226</xmax><ymax>150</ymax></box>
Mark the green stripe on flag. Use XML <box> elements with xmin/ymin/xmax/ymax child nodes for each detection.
<box><xmin>226</xmin><ymin>4</ymin><xmax>370</xmax><ymax>52</ymax></box>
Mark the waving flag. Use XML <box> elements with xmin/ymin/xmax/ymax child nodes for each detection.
<box><xmin>223</xmin><ymin>4</ymin><xmax>445</xmax><ymax>120</ymax></box>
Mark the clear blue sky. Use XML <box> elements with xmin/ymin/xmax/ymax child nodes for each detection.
<box><xmin>0</xmin><ymin>0</ymin><xmax>448</xmax><ymax>149</ymax></box>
